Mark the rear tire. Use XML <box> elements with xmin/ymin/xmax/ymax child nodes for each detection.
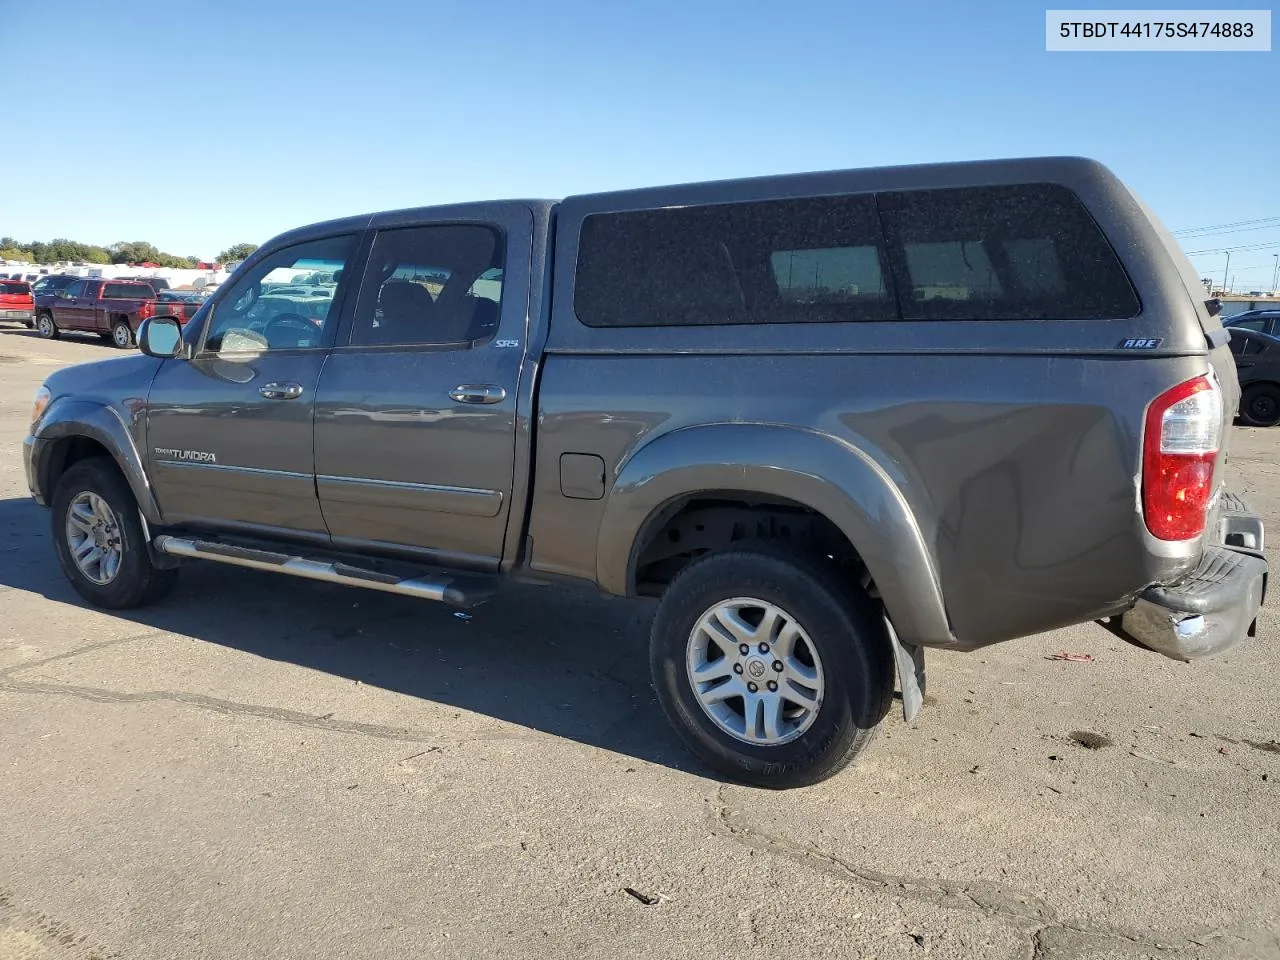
<box><xmin>650</xmin><ymin>543</ymin><xmax>894</xmax><ymax>789</ymax></box>
<box><xmin>1241</xmin><ymin>384</ymin><xmax>1280</xmax><ymax>427</ymax></box>
<box><xmin>51</xmin><ymin>457</ymin><xmax>177</xmax><ymax>609</ymax></box>
<box><xmin>36</xmin><ymin>312</ymin><xmax>59</xmax><ymax>339</ymax></box>
<box><xmin>110</xmin><ymin>319</ymin><xmax>134</xmax><ymax>349</ymax></box>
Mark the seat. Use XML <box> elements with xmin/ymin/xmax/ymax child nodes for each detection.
<box><xmin>371</xmin><ymin>280</ymin><xmax>436</xmax><ymax>344</ymax></box>
<box><xmin>463</xmin><ymin>297</ymin><xmax>500</xmax><ymax>341</ymax></box>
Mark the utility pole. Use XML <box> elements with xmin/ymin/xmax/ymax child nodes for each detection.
<box><xmin>1272</xmin><ymin>254</ymin><xmax>1278</xmax><ymax>293</ymax></box>
<box><xmin>1221</xmin><ymin>251</ymin><xmax>1231</xmax><ymax>294</ymax></box>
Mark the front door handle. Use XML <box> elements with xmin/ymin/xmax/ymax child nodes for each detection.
<box><xmin>259</xmin><ymin>381</ymin><xmax>304</xmax><ymax>400</ymax></box>
<box><xmin>449</xmin><ymin>384</ymin><xmax>506</xmax><ymax>405</ymax></box>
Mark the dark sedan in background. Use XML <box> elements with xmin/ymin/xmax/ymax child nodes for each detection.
<box><xmin>1227</xmin><ymin>325</ymin><xmax>1280</xmax><ymax>426</ymax></box>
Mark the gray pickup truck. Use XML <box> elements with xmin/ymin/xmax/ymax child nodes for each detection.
<box><xmin>23</xmin><ymin>157</ymin><xmax>1268</xmax><ymax>787</ymax></box>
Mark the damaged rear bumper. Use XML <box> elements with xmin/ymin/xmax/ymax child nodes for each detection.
<box><xmin>1115</xmin><ymin>496</ymin><xmax>1267</xmax><ymax>661</ymax></box>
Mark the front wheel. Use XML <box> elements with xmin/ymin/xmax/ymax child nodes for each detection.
<box><xmin>1241</xmin><ymin>383</ymin><xmax>1280</xmax><ymax>427</ymax></box>
<box><xmin>650</xmin><ymin>544</ymin><xmax>894</xmax><ymax>788</ymax></box>
<box><xmin>36</xmin><ymin>312</ymin><xmax>59</xmax><ymax>339</ymax></box>
<box><xmin>51</xmin><ymin>457</ymin><xmax>177</xmax><ymax>609</ymax></box>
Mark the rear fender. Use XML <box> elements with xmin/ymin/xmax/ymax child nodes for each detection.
<box><xmin>34</xmin><ymin>399</ymin><xmax>161</xmax><ymax>524</ymax></box>
<box><xmin>595</xmin><ymin>423</ymin><xmax>954</xmax><ymax>647</ymax></box>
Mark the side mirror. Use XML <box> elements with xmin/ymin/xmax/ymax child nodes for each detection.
<box><xmin>138</xmin><ymin>317</ymin><xmax>186</xmax><ymax>359</ymax></box>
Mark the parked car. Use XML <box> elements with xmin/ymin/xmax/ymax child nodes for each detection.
<box><xmin>33</xmin><ymin>279</ymin><xmax>198</xmax><ymax>348</ymax></box>
<box><xmin>1226</xmin><ymin>327</ymin><xmax>1280</xmax><ymax>426</ymax></box>
<box><xmin>22</xmin><ymin>156</ymin><xmax>1266</xmax><ymax>788</ymax></box>
<box><xmin>31</xmin><ymin>275</ymin><xmax>83</xmax><ymax>298</ymax></box>
<box><xmin>0</xmin><ymin>279</ymin><xmax>35</xmax><ymax>327</ymax></box>
<box><xmin>158</xmin><ymin>290</ymin><xmax>208</xmax><ymax>306</ymax></box>
<box><xmin>1223</xmin><ymin>308</ymin><xmax>1280</xmax><ymax>336</ymax></box>
<box><xmin>133</xmin><ymin>276</ymin><xmax>172</xmax><ymax>292</ymax></box>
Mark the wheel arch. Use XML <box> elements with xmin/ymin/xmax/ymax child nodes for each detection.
<box><xmin>595</xmin><ymin>423</ymin><xmax>954</xmax><ymax>647</ymax></box>
<box><xmin>35</xmin><ymin>400</ymin><xmax>161</xmax><ymax>523</ymax></box>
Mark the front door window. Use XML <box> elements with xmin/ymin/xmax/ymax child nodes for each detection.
<box><xmin>202</xmin><ymin>235</ymin><xmax>356</xmax><ymax>354</ymax></box>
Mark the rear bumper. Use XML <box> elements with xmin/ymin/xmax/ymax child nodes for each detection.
<box><xmin>1117</xmin><ymin>497</ymin><xmax>1267</xmax><ymax>661</ymax></box>
<box><xmin>0</xmin><ymin>308</ymin><xmax>34</xmax><ymax>323</ymax></box>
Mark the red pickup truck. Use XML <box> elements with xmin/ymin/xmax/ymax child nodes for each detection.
<box><xmin>0</xmin><ymin>279</ymin><xmax>36</xmax><ymax>327</ymax></box>
<box><xmin>34</xmin><ymin>279</ymin><xmax>194</xmax><ymax>348</ymax></box>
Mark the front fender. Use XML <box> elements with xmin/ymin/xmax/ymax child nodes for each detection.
<box><xmin>595</xmin><ymin>423</ymin><xmax>954</xmax><ymax>648</ymax></box>
<box><xmin>33</xmin><ymin>398</ymin><xmax>161</xmax><ymax>524</ymax></box>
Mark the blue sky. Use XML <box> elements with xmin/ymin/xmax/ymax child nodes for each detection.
<box><xmin>2</xmin><ymin>0</ymin><xmax>1276</xmax><ymax>286</ymax></box>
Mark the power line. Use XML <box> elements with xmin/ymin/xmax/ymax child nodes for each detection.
<box><xmin>1183</xmin><ymin>240</ymin><xmax>1280</xmax><ymax>255</ymax></box>
<box><xmin>1188</xmin><ymin>257</ymin><xmax>1279</xmax><ymax>271</ymax></box>
<box><xmin>1174</xmin><ymin>222</ymin><xmax>1280</xmax><ymax>239</ymax></box>
<box><xmin>1173</xmin><ymin>215</ymin><xmax>1280</xmax><ymax>236</ymax></box>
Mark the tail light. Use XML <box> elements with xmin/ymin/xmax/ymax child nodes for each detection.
<box><xmin>138</xmin><ymin>300</ymin><xmax>154</xmax><ymax>321</ymax></box>
<box><xmin>1142</xmin><ymin>375</ymin><xmax>1222</xmax><ymax>540</ymax></box>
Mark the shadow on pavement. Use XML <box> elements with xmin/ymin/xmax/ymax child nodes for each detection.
<box><xmin>0</xmin><ymin>495</ymin><xmax>710</xmax><ymax>777</ymax></box>
<box><xmin>0</xmin><ymin>327</ymin><xmax>120</xmax><ymax>348</ymax></box>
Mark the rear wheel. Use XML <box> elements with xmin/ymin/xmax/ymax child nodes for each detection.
<box><xmin>110</xmin><ymin>318</ymin><xmax>134</xmax><ymax>349</ymax></box>
<box><xmin>650</xmin><ymin>543</ymin><xmax>894</xmax><ymax>788</ymax></box>
<box><xmin>36</xmin><ymin>312</ymin><xmax>59</xmax><ymax>339</ymax></box>
<box><xmin>1241</xmin><ymin>383</ymin><xmax>1280</xmax><ymax>427</ymax></box>
<box><xmin>51</xmin><ymin>457</ymin><xmax>177</xmax><ymax>609</ymax></box>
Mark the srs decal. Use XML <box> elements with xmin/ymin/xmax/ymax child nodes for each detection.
<box><xmin>154</xmin><ymin>448</ymin><xmax>217</xmax><ymax>463</ymax></box>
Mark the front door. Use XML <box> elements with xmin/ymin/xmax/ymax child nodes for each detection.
<box><xmin>54</xmin><ymin>279</ymin><xmax>94</xmax><ymax>330</ymax></box>
<box><xmin>313</xmin><ymin>212</ymin><xmax>529</xmax><ymax>569</ymax></box>
<box><xmin>146</xmin><ymin>233</ymin><xmax>361</xmax><ymax>539</ymax></box>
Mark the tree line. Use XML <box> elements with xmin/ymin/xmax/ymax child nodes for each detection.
<box><xmin>0</xmin><ymin>238</ymin><xmax>258</xmax><ymax>268</ymax></box>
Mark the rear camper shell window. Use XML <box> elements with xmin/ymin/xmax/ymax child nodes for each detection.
<box><xmin>877</xmin><ymin>183</ymin><xmax>1140</xmax><ymax>321</ymax></box>
<box><xmin>574</xmin><ymin>194</ymin><xmax>896</xmax><ymax>327</ymax></box>
<box><xmin>572</xmin><ymin>182</ymin><xmax>1140</xmax><ymax>327</ymax></box>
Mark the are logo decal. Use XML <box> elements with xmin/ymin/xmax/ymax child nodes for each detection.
<box><xmin>1118</xmin><ymin>337</ymin><xmax>1163</xmax><ymax>350</ymax></box>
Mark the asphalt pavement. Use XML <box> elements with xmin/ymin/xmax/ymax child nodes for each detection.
<box><xmin>0</xmin><ymin>326</ymin><xmax>1277</xmax><ymax>960</ymax></box>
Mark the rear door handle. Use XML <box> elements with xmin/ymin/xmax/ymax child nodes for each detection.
<box><xmin>449</xmin><ymin>384</ymin><xmax>506</xmax><ymax>405</ymax></box>
<box><xmin>259</xmin><ymin>381</ymin><xmax>304</xmax><ymax>400</ymax></box>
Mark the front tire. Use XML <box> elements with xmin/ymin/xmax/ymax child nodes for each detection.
<box><xmin>51</xmin><ymin>457</ymin><xmax>177</xmax><ymax>609</ymax></box>
<box><xmin>36</xmin><ymin>312</ymin><xmax>59</xmax><ymax>339</ymax></box>
<box><xmin>1241</xmin><ymin>383</ymin><xmax>1280</xmax><ymax>427</ymax></box>
<box><xmin>650</xmin><ymin>544</ymin><xmax>894</xmax><ymax>788</ymax></box>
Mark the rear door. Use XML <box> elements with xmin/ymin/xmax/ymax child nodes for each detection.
<box><xmin>312</xmin><ymin>206</ymin><xmax>532</xmax><ymax>569</ymax></box>
<box><xmin>146</xmin><ymin>233</ymin><xmax>361</xmax><ymax>538</ymax></box>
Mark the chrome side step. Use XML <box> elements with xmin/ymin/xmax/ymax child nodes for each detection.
<box><xmin>151</xmin><ymin>535</ymin><xmax>494</xmax><ymax>608</ymax></box>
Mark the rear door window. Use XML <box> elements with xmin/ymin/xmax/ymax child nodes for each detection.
<box><xmin>574</xmin><ymin>194</ymin><xmax>895</xmax><ymax>327</ymax></box>
<box><xmin>878</xmin><ymin>183</ymin><xmax>1140</xmax><ymax>320</ymax></box>
<box><xmin>348</xmin><ymin>224</ymin><xmax>505</xmax><ymax>347</ymax></box>
<box><xmin>1230</xmin><ymin>318</ymin><xmax>1268</xmax><ymax>333</ymax></box>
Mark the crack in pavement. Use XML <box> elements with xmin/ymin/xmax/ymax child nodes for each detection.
<box><xmin>0</xmin><ymin>888</ymin><xmax>123</xmax><ymax>959</ymax></box>
<box><xmin>708</xmin><ymin>785</ymin><xmax>1260</xmax><ymax>959</ymax></box>
<box><xmin>0</xmin><ymin>677</ymin><xmax>542</xmax><ymax>748</ymax></box>
<box><xmin>0</xmin><ymin>633</ymin><xmax>163</xmax><ymax>678</ymax></box>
